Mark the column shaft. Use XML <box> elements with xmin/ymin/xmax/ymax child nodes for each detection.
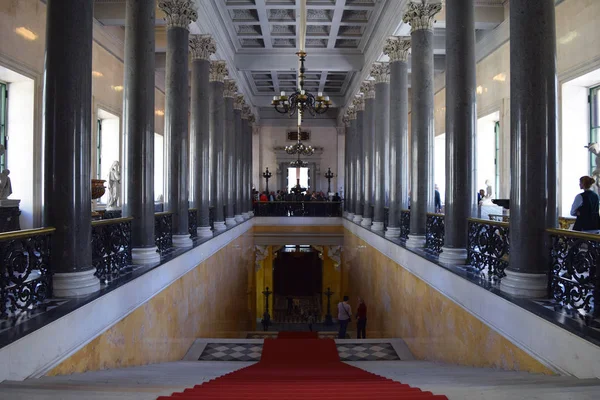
<box><xmin>362</xmin><ymin>83</ymin><xmax>376</xmax><ymax>227</ymax></box>
<box><xmin>234</xmin><ymin>96</ymin><xmax>244</xmax><ymax>222</ymax></box>
<box><xmin>224</xmin><ymin>80</ymin><xmax>237</xmax><ymax>227</ymax></box>
<box><xmin>371</xmin><ymin>63</ymin><xmax>390</xmax><ymax>232</ymax></box>
<box><xmin>247</xmin><ymin>114</ymin><xmax>256</xmax><ymax>216</ymax></box>
<box><xmin>353</xmin><ymin>97</ymin><xmax>364</xmax><ymax>224</ymax></box>
<box><xmin>502</xmin><ymin>0</ymin><xmax>558</xmax><ymax>297</ymax></box>
<box><xmin>241</xmin><ymin>108</ymin><xmax>250</xmax><ymax>219</ymax></box>
<box><xmin>441</xmin><ymin>0</ymin><xmax>476</xmax><ymax>263</ymax></box>
<box><xmin>346</xmin><ymin>112</ymin><xmax>356</xmax><ymax>219</ymax></box>
<box><xmin>209</xmin><ymin>61</ymin><xmax>227</xmax><ymax>230</ymax></box>
<box><xmin>164</xmin><ymin>25</ymin><xmax>192</xmax><ymax>248</ymax></box>
<box><xmin>43</xmin><ymin>0</ymin><xmax>99</xmax><ymax>295</ymax></box>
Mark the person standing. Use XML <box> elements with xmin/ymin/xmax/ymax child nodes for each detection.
<box><xmin>356</xmin><ymin>297</ymin><xmax>367</xmax><ymax>339</ymax></box>
<box><xmin>337</xmin><ymin>296</ymin><xmax>352</xmax><ymax>339</ymax></box>
<box><xmin>570</xmin><ymin>176</ymin><xmax>600</xmax><ymax>231</ymax></box>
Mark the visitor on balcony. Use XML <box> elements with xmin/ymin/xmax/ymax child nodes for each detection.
<box><xmin>570</xmin><ymin>176</ymin><xmax>600</xmax><ymax>232</ymax></box>
<box><xmin>260</xmin><ymin>191</ymin><xmax>268</xmax><ymax>202</ymax></box>
<box><xmin>333</xmin><ymin>192</ymin><xmax>341</xmax><ymax>202</ymax></box>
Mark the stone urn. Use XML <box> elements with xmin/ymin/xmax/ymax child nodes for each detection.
<box><xmin>91</xmin><ymin>179</ymin><xmax>106</xmax><ymax>201</ymax></box>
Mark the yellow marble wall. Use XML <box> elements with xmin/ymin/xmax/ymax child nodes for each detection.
<box><xmin>48</xmin><ymin>231</ymin><xmax>254</xmax><ymax>376</ymax></box>
<box><xmin>343</xmin><ymin>229</ymin><xmax>554</xmax><ymax>374</ymax></box>
<box><xmin>255</xmin><ymin>246</ymin><xmax>274</xmax><ymax>321</ymax></box>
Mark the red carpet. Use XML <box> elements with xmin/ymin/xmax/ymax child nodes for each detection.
<box><xmin>157</xmin><ymin>338</ymin><xmax>448</xmax><ymax>400</ymax></box>
<box><xmin>276</xmin><ymin>331</ymin><xmax>319</xmax><ymax>339</ymax></box>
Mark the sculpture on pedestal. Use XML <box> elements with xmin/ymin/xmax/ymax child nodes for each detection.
<box><xmin>107</xmin><ymin>160</ymin><xmax>121</xmax><ymax>209</ymax></box>
<box><xmin>586</xmin><ymin>143</ymin><xmax>600</xmax><ymax>194</ymax></box>
<box><xmin>0</xmin><ymin>169</ymin><xmax>12</xmax><ymax>200</ymax></box>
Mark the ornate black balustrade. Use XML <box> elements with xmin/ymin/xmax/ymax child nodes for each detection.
<box><xmin>188</xmin><ymin>209</ymin><xmax>198</xmax><ymax>238</ymax></box>
<box><xmin>0</xmin><ymin>228</ymin><xmax>54</xmax><ymax>319</ymax></box>
<box><xmin>91</xmin><ymin>217</ymin><xmax>133</xmax><ymax>283</ymax></box>
<box><xmin>154</xmin><ymin>212</ymin><xmax>173</xmax><ymax>256</ymax></box>
<box><xmin>548</xmin><ymin>228</ymin><xmax>600</xmax><ymax>320</ymax></box>
<box><xmin>467</xmin><ymin>218</ymin><xmax>509</xmax><ymax>280</ymax></box>
<box><xmin>425</xmin><ymin>213</ymin><xmax>445</xmax><ymax>256</ymax></box>
<box><xmin>253</xmin><ymin>201</ymin><xmax>343</xmax><ymax>217</ymax></box>
<box><xmin>400</xmin><ymin>209</ymin><xmax>410</xmax><ymax>241</ymax></box>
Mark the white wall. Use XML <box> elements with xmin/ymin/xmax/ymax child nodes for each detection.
<box><xmin>154</xmin><ymin>133</ymin><xmax>164</xmax><ymax>201</ymax></box>
<box><xmin>434</xmin><ymin>133</ymin><xmax>446</xmax><ymax>203</ymax></box>
<box><xmin>476</xmin><ymin>112</ymin><xmax>499</xmax><ymax>196</ymax></box>
<box><xmin>6</xmin><ymin>79</ymin><xmax>35</xmax><ymax>229</ymax></box>
<box><xmin>97</xmin><ymin>111</ymin><xmax>120</xmax><ymax>204</ymax></box>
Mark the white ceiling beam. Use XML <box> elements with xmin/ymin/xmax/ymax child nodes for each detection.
<box><xmin>235</xmin><ymin>53</ymin><xmax>363</xmax><ymax>71</ymax></box>
<box><xmin>326</xmin><ymin>0</ymin><xmax>346</xmax><ymax>50</ymax></box>
<box><xmin>254</xmin><ymin>0</ymin><xmax>274</xmax><ymax>50</ymax></box>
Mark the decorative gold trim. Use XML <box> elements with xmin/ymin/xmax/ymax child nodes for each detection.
<box><xmin>467</xmin><ymin>217</ymin><xmax>509</xmax><ymax>228</ymax></box>
<box><xmin>155</xmin><ymin>211</ymin><xmax>174</xmax><ymax>217</ymax></box>
<box><xmin>91</xmin><ymin>217</ymin><xmax>134</xmax><ymax>227</ymax></box>
<box><xmin>426</xmin><ymin>212</ymin><xmax>445</xmax><ymax>217</ymax></box>
<box><xmin>547</xmin><ymin>228</ymin><xmax>600</xmax><ymax>242</ymax></box>
<box><xmin>0</xmin><ymin>227</ymin><xmax>56</xmax><ymax>241</ymax></box>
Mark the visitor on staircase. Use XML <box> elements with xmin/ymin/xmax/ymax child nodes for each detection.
<box><xmin>338</xmin><ymin>296</ymin><xmax>352</xmax><ymax>339</ymax></box>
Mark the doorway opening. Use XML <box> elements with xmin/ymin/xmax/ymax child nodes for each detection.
<box><xmin>96</xmin><ymin>109</ymin><xmax>120</xmax><ymax>205</ymax></box>
<box><xmin>287</xmin><ymin>167</ymin><xmax>309</xmax><ymax>192</ymax></box>
<box><xmin>272</xmin><ymin>245</ymin><xmax>322</xmax><ymax>323</ymax></box>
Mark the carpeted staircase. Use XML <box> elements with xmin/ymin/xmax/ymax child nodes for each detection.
<box><xmin>157</xmin><ymin>333</ymin><xmax>448</xmax><ymax>400</ymax></box>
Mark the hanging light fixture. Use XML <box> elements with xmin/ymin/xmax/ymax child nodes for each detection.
<box><xmin>272</xmin><ymin>0</ymin><xmax>332</xmax><ymax>116</ymax></box>
<box><xmin>285</xmin><ymin>125</ymin><xmax>314</xmax><ymax>156</ymax></box>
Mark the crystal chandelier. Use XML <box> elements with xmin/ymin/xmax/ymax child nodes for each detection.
<box><xmin>271</xmin><ymin>0</ymin><xmax>332</xmax><ymax>117</ymax></box>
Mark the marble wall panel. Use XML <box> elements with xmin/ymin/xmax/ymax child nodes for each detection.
<box><xmin>47</xmin><ymin>231</ymin><xmax>254</xmax><ymax>376</ymax></box>
<box><xmin>343</xmin><ymin>228</ymin><xmax>554</xmax><ymax>374</ymax></box>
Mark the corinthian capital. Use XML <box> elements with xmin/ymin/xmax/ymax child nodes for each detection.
<box><xmin>242</xmin><ymin>104</ymin><xmax>252</xmax><ymax>120</ymax></box>
<box><xmin>353</xmin><ymin>94</ymin><xmax>364</xmax><ymax>111</ymax></box>
<box><xmin>189</xmin><ymin>34</ymin><xmax>216</xmax><ymax>60</ymax></box>
<box><xmin>209</xmin><ymin>60</ymin><xmax>228</xmax><ymax>82</ymax></box>
<box><xmin>346</xmin><ymin>106</ymin><xmax>357</xmax><ymax>121</ymax></box>
<box><xmin>402</xmin><ymin>1</ymin><xmax>442</xmax><ymax>32</ymax></box>
<box><xmin>158</xmin><ymin>0</ymin><xmax>198</xmax><ymax>30</ymax></box>
<box><xmin>384</xmin><ymin>36</ymin><xmax>411</xmax><ymax>63</ymax></box>
<box><xmin>248</xmin><ymin>114</ymin><xmax>256</xmax><ymax>124</ymax></box>
<box><xmin>370</xmin><ymin>62</ymin><xmax>390</xmax><ymax>84</ymax></box>
<box><xmin>223</xmin><ymin>79</ymin><xmax>237</xmax><ymax>98</ymax></box>
<box><xmin>234</xmin><ymin>94</ymin><xmax>245</xmax><ymax>110</ymax></box>
<box><xmin>360</xmin><ymin>80</ymin><xmax>375</xmax><ymax>99</ymax></box>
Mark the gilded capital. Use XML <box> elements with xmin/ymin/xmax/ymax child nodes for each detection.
<box><xmin>370</xmin><ymin>62</ymin><xmax>390</xmax><ymax>84</ymax></box>
<box><xmin>234</xmin><ymin>94</ymin><xmax>245</xmax><ymax>110</ymax></box>
<box><xmin>353</xmin><ymin>94</ymin><xmax>365</xmax><ymax>112</ymax></box>
<box><xmin>158</xmin><ymin>0</ymin><xmax>198</xmax><ymax>30</ymax></box>
<box><xmin>384</xmin><ymin>36</ymin><xmax>411</xmax><ymax>63</ymax></box>
<box><xmin>209</xmin><ymin>60</ymin><xmax>228</xmax><ymax>82</ymax></box>
<box><xmin>223</xmin><ymin>79</ymin><xmax>237</xmax><ymax>98</ymax></box>
<box><xmin>402</xmin><ymin>1</ymin><xmax>442</xmax><ymax>32</ymax></box>
<box><xmin>189</xmin><ymin>34</ymin><xmax>216</xmax><ymax>60</ymax></box>
<box><xmin>361</xmin><ymin>80</ymin><xmax>375</xmax><ymax>99</ymax></box>
<box><xmin>242</xmin><ymin>104</ymin><xmax>252</xmax><ymax>120</ymax></box>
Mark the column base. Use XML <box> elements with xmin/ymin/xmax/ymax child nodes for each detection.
<box><xmin>173</xmin><ymin>234</ymin><xmax>193</xmax><ymax>249</ymax></box>
<box><xmin>438</xmin><ymin>247</ymin><xmax>468</xmax><ymax>265</ymax></box>
<box><xmin>372</xmin><ymin>221</ymin><xmax>384</xmax><ymax>231</ymax></box>
<box><xmin>360</xmin><ymin>218</ymin><xmax>372</xmax><ymax>227</ymax></box>
<box><xmin>52</xmin><ymin>269</ymin><xmax>101</xmax><ymax>298</ymax></box>
<box><xmin>353</xmin><ymin>214</ymin><xmax>363</xmax><ymax>224</ymax></box>
<box><xmin>242</xmin><ymin>212</ymin><xmax>250</xmax><ymax>220</ymax></box>
<box><xmin>500</xmin><ymin>269</ymin><xmax>548</xmax><ymax>298</ymax></box>
<box><xmin>197</xmin><ymin>226</ymin><xmax>213</xmax><ymax>238</ymax></box>
<box><xmin>248</xmin><ymin>211</ymin><xmax>254</xmax><ymax>217</ymax></box>
<box><xmin>406</xmin><ymin>235</ymin><xmax>426</xmax><ymax>249</ymax></box>
<box><xmin>385</xmin><ymin>227</ymin><xmax>401</xmax><ymax>238</ymax></box>
<box><xmin>226</xmin><ymin>217</ymin><xmax>237</xmax><ymax>227</ymax></box>
<box><xmin>234</xmin><ymin>214</ymin><xmax>244</xmax><ymax>223</ymax></box>
<box><xmin>347</xmin><ymin>213</ymin><xmax>355</xmax><ymax>221</ymax></box>
<box><xmin>132</xmin><ymin>246</ymin><xmax>161</xmax><ymax>265</ymax></box>
<box><xmin>214</xmin><ymin>221</ymin><xmax>227</xmax><ymax>231</ymax></box>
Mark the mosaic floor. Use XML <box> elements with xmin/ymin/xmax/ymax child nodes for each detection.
<box><xmin>198</xmin><ymin>342</ymin><xmax>401</xmax><ymax>362</ymax></box>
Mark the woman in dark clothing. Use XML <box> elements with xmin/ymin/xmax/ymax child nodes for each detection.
<box><xmin>356</xmin><ymin>297</ymin><xmax>367</xmax><ymax>339</ymax></box>
<box><xmin>570</xmin><ymin>176</ymin><xmax>600</xmax><ymax>231</ymax></box>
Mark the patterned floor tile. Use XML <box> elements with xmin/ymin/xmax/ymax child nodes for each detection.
<box><xmin>199</xmin><ymin>343</ymin><xmax>263</xmax><ymax>361</ymax></box>
<box><xmin>337</xmin><ymin>343</ymin><xmax>400</xmax><ymax>361</ymax></box>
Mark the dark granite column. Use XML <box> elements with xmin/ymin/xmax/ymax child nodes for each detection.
<box><xmin>384</xmin><ymin>37</ymin><xmax>411</xmax><ymax>238</ymax></box>
<box><xmin>248</xmin><ymin>114</ymin><xmax>257</xmax><ymax>216</ymax></box>
<box><xmin>160</xmin><ymin>0</ymin><xmax>197</xmax><ymax>249</ymax></box>
<box><xmin>209</xmin><ymin>61</ymin><xmax>228</xmax><ymax>231</ymax></box>
<box><xmin>345</xmin><ymin>109</ymin><xmax>357</xmax><ymax>221</ymax></box>
<box><xmin>189</xmin><ymin>34</ymin><xmax>216</xmax><ymax>238</ymax></box>
<box><xmin>343</xmin><ymin>113</ymin><xmax>350</xmax><ymax>218</ymax></box>
<box><xmin>360</xmin><ymin>81</ymin><xmax>375</xmax><ymax>228</ymax></box>
<box><xmin>403</xmin><ymin>2</ymin><xmax>441</xmax><ymax>248</ymax></box>
<box><xmin>439</xmin><ymin>0</ymin><xmax>476</xmax><ymax>264</ymax></box>
<box><xmin>370</xmin><ymin>62</ymin><xmax>390</xmax><ymax>232</ymax></box>
<box><xmin>223</xmin><ymin>79</ymin><xmax>237</xmax><ymax>228</ymax></box>
<box><xmin>241</xmin><ymin>106</ymin><xmax>251</xmax><ymax>219</ymax></box>
<box><xmin>234</xmin><ymin>95</ymin><xmax>245</xmax><ymax>223</ymax></box>
<box><xmin>501</xmin><ymin>0</ymin><xmax>558</xmax><ymax>297</ymax></box>
<box><xmin>353</xmin><ymin>95</ymin><xmax>364</xmax><ymax>224</ymax></box>
<box><xmin>43</xmin><ymin>0</ymin><xmax>99</xmax><ymax>296</ymax></box>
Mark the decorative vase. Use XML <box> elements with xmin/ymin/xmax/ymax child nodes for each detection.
<box><xmin>91</xmin><ymin>179</ymin><xmax>106</xmax><ymax>200</ymax></box>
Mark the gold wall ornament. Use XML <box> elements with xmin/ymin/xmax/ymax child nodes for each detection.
<box><xmin>158</xmin><ymin>0</ymin><xmax>198</xmax><ymax>30</ymax></box>
<box><xmin>189</xmin><ymin>34</ymin><xmax>216</xmax><ymax>60</ymax></box>
<box><xmin>209</xmin><ymin>60</ymin><xmax>228</xmax><ymax>83</ymax></box>
<box><xmin>402</xmin><ymin>1</ymin><xmax>442</xmax><ymax>32</ymax></box>
<box><xmin>384</xmin><ymin>36</ymin><xmax>412</xmax><ymax>63</ymax></box>
<box><xmin>370</xmin><ymin>62</ymin><xmax>390</xmax><ymax>84</ymax></box>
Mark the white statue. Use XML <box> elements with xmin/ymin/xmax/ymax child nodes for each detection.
<box><xmin>107</xmin><ymin>160</ymin><xmax>121</xmax><ymax>209</ymax></box>
<box><xmin>0</xmin><ymin>169</ymin><xmax>12</xmax><ymax>200</ymax></box>
<box><xmin>586</xmin><ymin>143</ymin><xmax>600</xmax><ymax>194</ymax></box>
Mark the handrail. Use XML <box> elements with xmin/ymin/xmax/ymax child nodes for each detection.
<box><xmin>154</xmin><ymin>211</ymin><xmax>174</xmax><ymax>217</ymax></box>
<box><xmin>0</xmin><ymin>227</ymin><xmax>56</xmax><ymax>241</ymax></box>
<box><xmin>426</xmin><ymin>212</ymin><xmax>445</xmax><ymax>217</ymax></box>
<box><xmin>91</xmin><ymin>216</ymin><xmax>134</xmax><ymax>227</ymax></box>
<box><xmin>467</xmin><ymin>217</ymin><xmax>509</xmax><ymax>228</ymax></box>
<box><xmin>547</xmin><ymin>227</ymin><xmax>600</xmax><ymax>241</ymax></box>
<box><xmin>255</xmin><ymin>201</ymin><xmax>342</xmax><ymax>204</ymax></box>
